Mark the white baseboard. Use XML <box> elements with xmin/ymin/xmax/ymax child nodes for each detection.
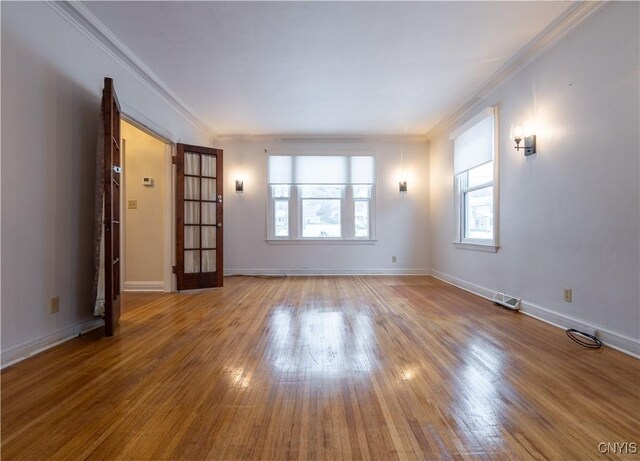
<box><xmin>430</xmin><ymin>269</ymin><xmax>640</xmax><ymax>359</ymax></box>
<box><xmin>1</xmin><ymin>317</ymin><xmax>105</xmax><ymax>369</ymax></box>
<box><xmin>123</xmin><ymin>281</ymin><xmax>165</xmax><ymax>291</ymax></box>
<box><xmin>519</xmin><ymin>301</ymin><xmax>640</xmax><ymax>359</ymax></box>
<box><xmin>224</xmin><ymin>268</ymin><xmax>430</xmax><ymax>276</ymax></box>
<box><xmin>429</xmin><ymin>269</ymin><xmax>496</xmax><ymax>300</ymax></box>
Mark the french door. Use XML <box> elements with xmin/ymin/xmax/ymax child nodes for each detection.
<box><xmin>175</xmin><ymin>144</ymin><xmax>224</xmax><ymax>290</ymax></box>
<box><xmin>102</xmin><ymin>77</ymin><xmax>121</xmax><ymax>336</ymax></box>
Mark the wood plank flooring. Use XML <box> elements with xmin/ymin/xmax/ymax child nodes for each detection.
<box><xmin>2</xmin><ymin>276</ymin><xmax>639</xmax><ymax>460</ymax></box>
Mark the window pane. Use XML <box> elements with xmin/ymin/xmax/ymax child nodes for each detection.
<box><xmin>272</xmin><ymin>185</ymin><xmax>290</xmax><ymax>198</ymax></box>
<box><xmin>465</xmin><ymin>186</ymin><xmax>493</xmax><ymax>240</ymax></box>
<box><xmin>300</xmin><ymin>185</ymin><xmax>342</xmax><ymax>198</ymax></box>
<box><xmin>355</xmin><ymin>200</ymin><xmax>369</xmax><ymax>238</ymax></box>
<box><xmin>202</xmin><ymin>227</ymin><xmax>216</xmax><ymax>248</ymax></box>
<box><xmin>185</xmin><ymin>153</ymin><xmax>200</xmax><ymax>175</ymax></box>
<box><xmin>202</xmin><ymin>250</ymin><xmax>216</xmax><ymax>272</ymax></box>
<box><xmin>274</xmin><ymin>200</ymin><xmax>289</xmax><ymax>237</ymax></box>
<box><xmin>202</xmin><ymin>155</ymin><xmax>216</xmax><ymax>177</ymax></box>
<box><xmin>184</xmin><ymin>226</ymin><xmax>200</xmax><ymax>249</ymax></box>
<box><xmin>353</xmin><ymin>185</ymin><xmax>372</xmax><ymax>198</ymax></box>
<box><xmin>467</xmin><ymin>161</ymin><xmax>493</xmax><ymax>188</ymax></box>
<box><xmin>201</xmin><ymin>178</ymin><xmax>216</xmax><ymax>201</ymax></box>
<box><xmin>184</xmin><ymin>250</ymin><xmax>200</xmax><ymax>273</ymax></box>
<box><xmin>185</xmin><ymin>202</ymin><xmax>200</xmax><ymax>224</ymax></box>
<box><xmin>302</xmin><ymin>199</ymin><xmax>341</xmax><ymax>237</ymax></box>
<box><xmin>202</xmin><ymin>203</ymin><xmax>216</xmax><ymax>224</ymax></box>
<box><xmin>185</xmin><ymin>177</ymin><xmax>200</xmax><ymax>200</ymax></box>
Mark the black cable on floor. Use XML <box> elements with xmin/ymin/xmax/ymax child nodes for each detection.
<box><xmin>566</xmin><ymin>328</ymin><xmax>602</xmax><ymax>349</ymax></box>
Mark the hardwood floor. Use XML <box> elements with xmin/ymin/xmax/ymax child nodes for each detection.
<box><xmin>2</xmin><ymin>276</ymin><xmax>639</xmax><ymax>460</ymax></box>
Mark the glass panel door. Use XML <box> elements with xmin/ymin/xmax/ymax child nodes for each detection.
<box><xmin>176</xmin><ymin>144</ymin><xmax>223</xmax><ymax>290</ymax></box>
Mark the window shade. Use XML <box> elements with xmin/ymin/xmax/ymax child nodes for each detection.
<box><xmin>350</xmin><ymin>156</ymin><xmax>376</xmax><ymax>184</ymax></box>
<box><xmin>296</xmin><ymin>156</ymin><xmax>347</xmax><ymax>184</ymax></box>
<box><xmin>452</xmin><ymin>110</ymin><xmax>495</xmax><ymax>175</ymax></box>
<box><xmin>267</xmin><ymin>156</ymin><xmax>293</xmax><ymax>184</ymax></box>
<box><xmin>267</xmin><ymin>155</ymin><xmax>375</xmax><ymax>185</ymax></box>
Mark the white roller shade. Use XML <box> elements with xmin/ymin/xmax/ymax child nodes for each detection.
<box><xmin>452</xmin><ymin>109</ymin><xmax>495</xmax><ymax>174</ymax></box>
<box><xmin>267</xmin><ymin>155</ymin><xmax>375</xmax><ymax>185</ymax></box>
<box><xmin>267</xmin><ymin>156</ymin><xmax>293</xmax><ymax>184</ymax></box>
<box><xmin>295</xmin><ymin>156</ymin><xmax>348</xmax><ymax>184</ymax></box>
<box><xmin>350</xmin><ymin>156</ymin><xmax>375</xmax><ymax>184</ymax></box>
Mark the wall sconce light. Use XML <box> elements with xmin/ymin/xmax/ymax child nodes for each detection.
<box><xmin>513</xmin><ymin>126</ymin><xmax>536</xmax><ymax>156</ymax></box>
<box><xmin>235</xmin><ymin>179</ymin><xmax>244</xmax><ymax>193</ymax></box>
<box><xmin>399</xmin><ymin>180</ymin><xmax>408</xmax><ymax>193</ymax></box>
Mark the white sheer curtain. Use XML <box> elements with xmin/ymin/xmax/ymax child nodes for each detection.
<box><xmin>185</xmin><ymin>152</ymin><xmax>199</xmax><ymax>175</ymax></box>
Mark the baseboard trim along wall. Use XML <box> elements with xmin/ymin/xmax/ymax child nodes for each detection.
<box><xmin>429</xmin><ymin>269</ymin><xmax>640</xmax><ymax>359</ymax></box>
<box><xmin>224</xmin><ymin>269</ymin><xmax>430</xmax><ymax>276</ymax></box>
<box><xmin>1</xmin><ymin>317</ymin><xmax>105</xmax><ymax>369</ymax></box>
<box><xmin>123</xmin><ymin>281</ymin><xmax>165</xmax><ymax>292</ymax></box>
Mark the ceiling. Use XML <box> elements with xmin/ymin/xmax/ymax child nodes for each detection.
<box><xmin>83</xmin><ymin>1</ymin><xmax>572</xmax><ymax>136</ymax></box>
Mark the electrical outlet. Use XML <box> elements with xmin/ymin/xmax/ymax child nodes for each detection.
<box><xmin>563</xmin><ymin>288</ymin><xmax>572</xmax><ymax>303</ymax></box>
<box><xmin>392</xmin><ymin>256</ymin><xmax>397</xmax><ymax>263</ymax></box>
<box><xmin>128</xmin><ymin>200</ymin><xmax>138</xmax><ymax>209</ymax></box>
<box><xmin>50</xmin><ymin>296</ymin><xmax>60</xmax><ymax>314</ymax></box>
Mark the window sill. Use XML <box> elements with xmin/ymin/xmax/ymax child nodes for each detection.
<box><xmin>453</xmin><ymin>242</ymin><xmax>499</xmax><ymax>253</ymax></box>
<box><xmin>267</xmin><ymin>239</ymin><xmax>377</xmax><ymax>245</ymax></box>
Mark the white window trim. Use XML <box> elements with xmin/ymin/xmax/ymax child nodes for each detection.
<box><xmin>265</xmin><ymin>152</ymin><xmax>377</xmax><ymax>243</ymax></box>
<box><xmin>452</xmin><ymin>107</ymin><xmax>500</xmax><ymax>252</ymax></box>
<box><xmin>267</xmin><ymin>239</ymin><xmax>378</xmax><ymax>245</ymax></box>
<box><xmin>267</xmin><ymin>185</ymin><xmax>292</xmax><ymax>240</ymax></box>
<box><xmin>452</xmin><ymin>242</ymin><xmax>498</xmax><ymax>253</ymax></box>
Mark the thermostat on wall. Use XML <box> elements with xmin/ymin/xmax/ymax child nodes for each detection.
<box><xmin>142</xmin><ymin>177</ymin><xmax>153</xmax><ymax>187</ymax></box>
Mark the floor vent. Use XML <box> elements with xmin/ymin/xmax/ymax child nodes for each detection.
<box><xmin>492</xmin><ymin>292</ymin><xmax>521</xmax><ymax>311</ymax></box>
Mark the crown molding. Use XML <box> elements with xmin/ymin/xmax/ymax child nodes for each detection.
<box><xmin>45</xmin><ymin>0</ymin><xmax>215</xmax><ymax>139</ymax></box>
<box><xmin>426</xmin><ymin>1</ymin><xmax>611</xmax><ymax>140</ymax></box>
<box><xmin>45</xmin><ymin>1</ymin><xmax>608</xmax><ymax>142</ymax></box>
<box><xmin>214</xmin><ymin>133</ymin><xmax>429</xmax><ymax>143</ymax></box>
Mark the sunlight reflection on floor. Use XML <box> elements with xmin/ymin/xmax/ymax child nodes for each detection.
<box><xmin>267</xmin><ymin>306</ymin><xmax>378</xmax><ymax>376</ymax></box>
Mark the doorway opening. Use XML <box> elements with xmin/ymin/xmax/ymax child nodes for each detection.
<box><xmin>120</xmin><ymin>119</ymin><xmax>174</xmax><ymax>293</ymax></box>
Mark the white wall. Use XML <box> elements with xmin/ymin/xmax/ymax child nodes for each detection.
<box><xmin>429</xmin><ymin>3</ymin><xmax>640</xmax><ymax>353</ymax></box>
<box><xmin>1</xmin><ymin>2</ymin><xmax>211</xmax><ymax>364</ymax></box>
<box><xmin>220</xmin><ymin>138</ymin><xmax>430</xmax><ymax>274</ymax></box>
<box><xmin>122</xmin><ymin>122</ymin><xmax>166</xmax><ymax>289</ymax></box>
